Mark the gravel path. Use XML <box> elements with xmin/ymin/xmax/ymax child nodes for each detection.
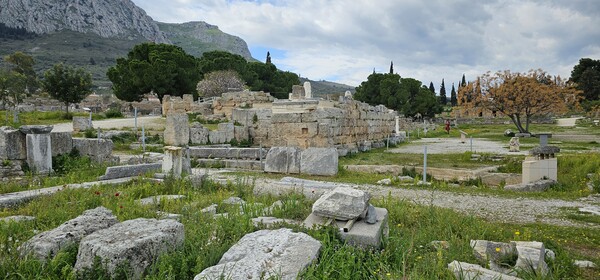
<box><xmin>211</xmin><ymin>173</ymin><xmax>600</xmax><ymax>228</ymax></box>
<box><xmin>386</xmin><ymin>137</ymin><xmax>528</xmax><ymax>155</ymax></box>
<box><xmin>52</xmin><ymin>116</ymin><xmax>164</xmax><ymax>132</ymax></box>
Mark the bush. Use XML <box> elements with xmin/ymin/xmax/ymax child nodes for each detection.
<box><xmin>104</xmin><ymin>108</ymin><xmax>123</xmax><ymax>118</ymax></box>
<box><xmin>52</xmin><ymin>148</ymin><xmax>92</xmax><ymax>175</ymax></box>
<box><xmin>83</xmin><ymin>128</ymin><xmax>97</xmax><ymax>138</ymax></box>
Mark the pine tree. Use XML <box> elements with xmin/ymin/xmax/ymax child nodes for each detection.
<box><xmin>266</xmin><ymin>51</ymin><xmax>272</xmax><ymax>64</ymax></box>
<box><xmin>428</xmin><ymin>81</ymin><xmax>435</xmax><ymax>93</ymax></box>
<box><xmin>439</xmin><ymin>79</ymin><xmax>447</xmax><ymax>105</ymax></box>
<box><xmin>450</xmin><ymin>83</ymin><xmax>457</xmax><ymax>106</ymax></box>
<box><xmin>389</xmin><ymin>61</ymin><xmax>394</xmax><ymax>74</ymax></box>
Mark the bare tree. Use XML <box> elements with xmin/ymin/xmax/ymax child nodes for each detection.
<box><xmin>196</xmin><ymin>70</ymin><xmax>245</xmax><ymax>98</ymax></box>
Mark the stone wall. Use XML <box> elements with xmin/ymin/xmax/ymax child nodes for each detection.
<box><xmin>212</xmin><ymin>91</ymin><xmax>274</xmax><ymax>119</ymax></box>
<box><xmin>231</xmin><ymin>99</ymin><xmax>397</xmax><ymax>149</ymax></box>
<box><xmin>162</xmin><ymin>91</ymin><xmax>274</xmax><ymax>119</ymax></box>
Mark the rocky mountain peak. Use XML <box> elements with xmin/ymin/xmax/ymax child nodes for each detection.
<box><xmin>0</xmin><ymin>0</ymin><xmax>168</xmax><ymax>43</ymax></box>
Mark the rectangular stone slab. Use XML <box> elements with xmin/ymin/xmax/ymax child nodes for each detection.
<box><xmin>303</xmin><ymin>207</ymin><xmax>388</xmax><ymax>248</ymax></box>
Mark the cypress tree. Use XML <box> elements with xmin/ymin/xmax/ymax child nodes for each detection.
<box><xmin>429</xmin><ymin>81</ymin><xmax>435</xmax><ymax>93</ymax></box>
<box><xmin>439</xmin><ymin>79</ymin><xmax>447</xmax><ymax>105</ymax></box>
<box><xmin>389</xmin><ymin>61</ymin><xmax>394</xmax><ymax>74</ymax></box>
<box><xmin>461</xmin><ymin>74</ymin><xmax>466</xmax><ymax>87</ymax></box>
<box><xmin>450</xmin><ymin>83</ymin><xmax>458</xmax><ymax>106</ymax></box>
<box><xmin>266</xmin><ymin>51</ymin><xmax>272</xmax><ymax>64</ymax></box>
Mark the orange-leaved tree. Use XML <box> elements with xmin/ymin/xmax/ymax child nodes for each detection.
<box><xmin>458</xmin><ymin>69</ymin><xmax>581</xmax><ymax>133</ymax></box>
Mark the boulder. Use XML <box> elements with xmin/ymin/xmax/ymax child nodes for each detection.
<box><xmin>75</xmin><ymin>218</ymin><xmax>184</xmax><ymax>280</ymax></box>
<box><xmin>312</xmin><ymin>186</ymin><xmax>370</xmax><ymax>220</ymax></box>
<box><xmin>300</xmin><ymin>148</ymin><xmax>338</xmax><ymax>176</ymax></box>
<box><xmin>20</xmin><ymin>207</ymin><xmax>118</xmax><ymax>260</ymax></box>
<box><xmin>194</xmin><ymin>228</ymin><xmax>320</xmax><ymax>280</ymax></box>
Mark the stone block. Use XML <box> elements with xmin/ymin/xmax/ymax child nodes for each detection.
<box><xmin>512</xmin><ymin>241</ymin><xmax>549</xmax><ymax>276</ymax></box>
<box><xmin>522</xmin><ymin>158</ymin><xmax>557</xmax><ymax>184</ymax></box>
<box><xmin>99</xmin><ymin>163</ymin><xmax>161</xmax><ymax>180</ymax></box>
<box><xmin>73</xmin><ymin>138</ymin><xmax>114</xmax><ymax>162</ymax></box>
<box><xmin>504</xmin><ymin>179</ymin><xmax>555</xmax><ymax>192</ymax></box>
<box><xmin>20</xmin><ymin>207</ymin><xmax>118</xmax><ymax>260</ymax></box>
<box><xmin>300</xmin><ymin>147</ymin><xmax>338</xmax><ymax>176</ymax></box>
<box><xmin>194</xmin><ymin>228</ymin><xmax>320</xmax><ymax>280</ymax></box>
<box><xmin>252</xmin><ymin>217</ymin><xmax>300</xmax><ymax>228</ymax></box>
<box><xmin>234</xmin><ymin>125</ymin><xmax>249</xmax><ymax>141</ymax></box>
<box><xmin>163</xmin><ymin>146</ymin><xmax>183</xmax><ymax>178</ymax></box>
<box><xmin>311</xmin><ymin>186</ymin><xmax>370</xmax><ymax>220</ymax></box>
<box><xmin>163</xmin><ymin>113</ymin><xmax>189</xmax><ymax>146</ymax></box>
<box><xmin>72</xmin><ymin>117</ymin><xmax>92</xmax><ymax>132</ymax></box>
<box><xmin>271</xmin><ymin>113</ymin><xmax>302</xmax><ymax>123</ymax></box>
<box><xmin>189</xmin><ymin>123</ymin><xmax>209</xmax><ymax>144</ymax></box>
<box><xmin>303</xmin><ymin>207</ymin><xmax>388</xmax><ymax>248</ymax></box>
<box><xmin>74</xmin><ymin>218</ymin><xmax>184</xmax><ymax>280</ymax></box>
<box><xmin>0</xmin><ymin>126</ymin><xmax>26</xmax><ymax>160</ymax></box>
<box><xmin>136</xmin><ymin>195</ymin><xmax>186</xmax><ymax>206</ymax></box>
<box><xmin>50</xmin><ymin>132</ymin><xmax>73</xmax><ymax>156</ymax></box>
<box><xmin>264</xmin><ymin>147</ymin><xmax>301</xmax><ymax>174</ymax></box>
<box><xmin>448</xmin><ymin>261</ymin><xmax>521</xmax><ymax>280</ymax></box>
<box><xmin>218</xmin><ymin>122</ymin><xmax>235</xmax><ymax>139</ymax></box>
<box><xmin>21</xmin><ymin>125</ymin><xmax>53</xmax><ymax>174</ymax></box>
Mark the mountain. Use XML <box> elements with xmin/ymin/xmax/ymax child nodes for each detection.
<box><xmin>0</xmin><ymin>0</ymin><xmax>255</xmax><ymax>89</ymax></box>
<box><xmin>0</xmin><ymin>0</ymin><xmax>355</xmax><ymax>95</ymax></box>
<box><xmin>300</xmin><ymin>78</ymin><xmax>356</xmax><ymax>97</ymax></box>
<box><xmin>0</xmin><ymin>0</ymin><xmax>167</xmax><ymax>43</ymax></box>
<box><xmin>158</xmin><ymin>21</ymin><xmax>254</xmax><ymax>61</ymax></box>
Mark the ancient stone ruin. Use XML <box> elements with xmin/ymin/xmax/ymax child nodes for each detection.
<box><xmin>303</xmin><ymin>186</ymin><xmax>389</xmax><ymax>248</ymax></box>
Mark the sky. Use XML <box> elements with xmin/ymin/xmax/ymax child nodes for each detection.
<box><xmin>131</xmin><ymin>0</ymin><xmax>600</xmax><ymax>90</ymax></box>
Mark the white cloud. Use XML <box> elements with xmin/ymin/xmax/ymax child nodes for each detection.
<box><xmin>132</xmin><ymin>0</ymin><xmax>600</xmax><ymax>88</ymax></box>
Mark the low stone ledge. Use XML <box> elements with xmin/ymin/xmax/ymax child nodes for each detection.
<box><xmin>99</xmin><ymin>163</ymin><xmax>162</xmax><ymax>180</ymax></box>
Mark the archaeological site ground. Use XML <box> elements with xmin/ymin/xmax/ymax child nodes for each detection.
<box><xmin>1</xmin><ymin>88</ymin><xmax>599</xmax><ymax>279</ymax></box>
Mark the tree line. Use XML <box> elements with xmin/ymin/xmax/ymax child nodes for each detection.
<box><xmin>107</xmin><ymin>43</ymin><xmax>299</xmax><ymax>102</ymax></box>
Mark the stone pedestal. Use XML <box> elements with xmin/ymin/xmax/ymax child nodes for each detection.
<box><xmin>20</xmin><ymin>125</ymin><xmax>53</xmax><ymax>174</ymax></box>
<box><xmin>162</xmin><ymin>146</ymin><xmax>183</xmax><ymax>178</ymax></box>
<box><xmin>522</xmin><ymin>158</ymin><xmax>557</xmax><ymax>184</ymax></box>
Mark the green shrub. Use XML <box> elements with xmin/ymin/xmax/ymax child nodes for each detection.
<box><xmin>104</xmin><ymin>108</ymin><xmax>123</xmax><ymax>118</ymax></box>
<box><xmin>83</xmin><ymin>128</ymin><xmax>97</xmax><ymax>138</ymax></box>
<box><xmin>52</xmin><ymin>148</ymin><xmax>92</xmax><ymax>175</ymax></box>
